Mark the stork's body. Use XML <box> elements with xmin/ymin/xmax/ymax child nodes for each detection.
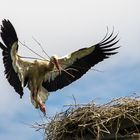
<box><xmin>27</xmin><ymin>60</ymin><xmax>54</xmax><ymax>112</ymax></box>
<box><xmin>0</xmin><ymin>19</ymin><xmax>119</xmax><ymax>114</ymax></box>
<box><xmin>27</xmin><ymin>60</ymin><xmax>50</xmax><ymax>93</ymax></box>
<box><xmin>10</xmin><ymin>42</ymin><xmax>57</xmax><ymax>113</ymax></box>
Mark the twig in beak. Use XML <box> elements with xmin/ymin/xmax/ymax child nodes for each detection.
<box><xmin>62</xmin><ymin>69</ymin><xmax>75</xmax><ymax>78</ymax></box>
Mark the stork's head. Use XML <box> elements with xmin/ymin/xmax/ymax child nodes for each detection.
<box><xmin>50</xmin><ymin>55</ymin><xmax>61</xmax><ymax>74</ymax></box>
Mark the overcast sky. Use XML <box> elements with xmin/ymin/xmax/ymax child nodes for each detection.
<box><xmin>0</xmin><ymin>0</ymin><xmax>140</xmax><ymax>140</ymax></box>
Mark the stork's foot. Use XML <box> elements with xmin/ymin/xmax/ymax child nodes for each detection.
<box><xmin>39</xmin><ymin>103</ymin><xmax>46</xmax><ymax>116</ymax></box>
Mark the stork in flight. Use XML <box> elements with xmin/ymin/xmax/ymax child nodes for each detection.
<box><xmin>0</xmin><ymin>19</ymin><xmax>119</xmax><ymax>115</ymax></box>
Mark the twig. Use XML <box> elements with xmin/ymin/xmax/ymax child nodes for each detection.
<box><xmin>32</xmin><ymin>37</ymin><xmax>51</xmax><ymax>59</ymax></box>
<box><xmin>19</xmin><ymin>40</ymin><xmax>47</xmax><ymax>60</ymax></box>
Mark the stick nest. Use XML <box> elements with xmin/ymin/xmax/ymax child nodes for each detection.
<box><xmin>36</xmin><ymin>95</ymin><xmax>140</xmax><ymax>140</ymax></box>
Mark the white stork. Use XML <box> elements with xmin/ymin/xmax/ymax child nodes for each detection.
<box><xmin>0</xmin><ymin>19</ymin><xmax>119</xmax><ymax>115</ymax></box>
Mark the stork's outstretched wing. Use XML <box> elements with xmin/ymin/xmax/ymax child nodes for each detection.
<box><xmin>43</xmin><ymin>30</ymin><xmax>119</xmax><ymax>92</ymax></box>
<box><xmin>0</xmin><ymin>19</ymin><xmax>28</xmax><ymax>98</ymax></box>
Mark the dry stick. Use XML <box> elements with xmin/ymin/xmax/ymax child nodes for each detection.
<box><xmin>72</xmin><ymin>94</ymin><xmax>77</xmax><ymax>106</ymax></box>
<box><xmin>64</xmin><ymin>64</ymin><xmax>103</xmax><ymax>73</ymax></box>
<box><xmin>44</xmin><ymin>96</ymin><xmax>140</xmax><ymax>139</ymax></box>
<box><xmin>21</xmin><ymin>121</ymin><xmax>44</xmax><ymax>136</ymax></box>
<box><xmin>37</xmin><ymin>109</ymin><xmax>45</xmax><ymax>123</ymax></box>
<box><xmin>62</xmin><ymin>68</ymin><xmax>75</xmax><ymax>78</ymax></box>
<box><xmin>19</xmin><ymin>40</ymin><xmax>47</xmax><ymax>60</ymax></box>
<box><xmin>32</xmin><ymin>37</ymin><xmax>103</xmax><ymax>73</ymax></box>
<box><xmin>32</xmin><ymin>37</ymin><xmax>51</xmax><ymax>59</ymax></box>
<box><xmin>32</xmin><ymin>37</ymin><xmax>77</xmax><ymax>78</ymax></box>
<box><xmin>20</xmin><ymin>39</ymin><xmax>102</xmax><ymax>80</ymax></box>
<box><xmin>31</xmin><ymin>122</ymin><xmax>45</xmax><ymax>137</ymax></box>
<box><xmin>19</xmin><ymin>41</ymin><xmax>77</xmax><ymax>82</ymax></box>
<box><xmin>50</xmin><ymin>68</ymin><xmax>75</xmax><ymax>78</ymax></box>
<box><xmin>115</xmin><ymin>117</ymin><xmax>121</xmax><ymax>140</ymax></box>
<box><xmin>18</xmin><ymin>55</ymin><xmax>45</xmax><ymax>61</ymax></box>
<box><xmin>32</xmin><ymin>36</ymin><xmax>76</xmax><ymax>82</ymax></box>
<box><xmin>19</xmin><ymin>40</ymin><xmax>75</xmax><ymax>78</ymax></box>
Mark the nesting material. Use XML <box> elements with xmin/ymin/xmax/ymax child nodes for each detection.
<box><xmin>36</xmin><ymin>95</ymin><xmax>140</xmax><ymax>140</ymax></box>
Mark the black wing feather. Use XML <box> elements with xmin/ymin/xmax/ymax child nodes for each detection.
<box><xmin>43</xmin><ymin>30</ymin><xmax>119</xmax><ymax>92</ymax></box>
<box><xmin>0</xmin><ymin>19</ymin><xmax>23</xmax><ymax>98</ymax></box>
